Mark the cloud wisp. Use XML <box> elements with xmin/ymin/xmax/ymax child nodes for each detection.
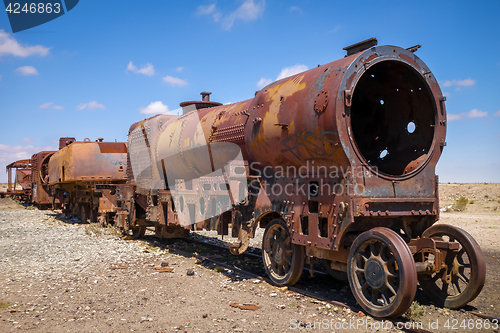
<box><xmin>139</xmin><ymin>101</ymin><xmax>170</xmax><ymax>114</ymax></box>
<box><xmin>0</xmin><ymin>143</ymin><xmax>58</xmax><ymax>182</ymax></box>
<box><xmin>0</xmin><ymin>30</ymin><xmax>50</xmax><ymax>57</ymax></box>
<box><xmin>77</xmin><ymin>101</ymin><xmax>106</xmax><ymax>111</ymax></box>
<box><xmin>196</xmin><ymin>0</ymin><xmax>265</xmax><ymax>30</ymax></box>
<box><xmin>163</xmin><ymin>75</ymin><xmax>188</xmax><ymax>87</ymax></box>
<box><xmin>447</xmin><ymin>109</ymin><xmax>488</xmax><ymax>121</ymax></box>
<box><xmin>442</xmin><ymin>78</ymin><xmax>475</xmax><ymax>88</ymax></box>
<box><xmin>256</xmin><ymin>77</ymin><xmax>272</xmax><ymax>88</ymax></box>
<box><xmin>15</xmin><ymin>66</ymin><xmax>39</xmax><ymax>76</ymax></box>
<box><xmin>127</xmin><ymin>61</ymin><xmax>155</xmax><ymax>76</ymax></box>
<box><xmin>40</xmin><ymin>102</ymin><xmax>63</xmax><ymax>110</ymax></box>
<box><xmin>256</xmin><ymin>63</ymin><xmax>309</xmax><ymax>88</ymax></box>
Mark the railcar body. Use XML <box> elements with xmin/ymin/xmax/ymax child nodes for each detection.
<box><xmin>5</xmin><ymin>159</ymin><xmax>32</xmax><ymax>202</ymax></box>
<box><xmin>117</xmin><ymin>39</ymin><xmax>485</xmax><ymax>318</ymax></box>
<box><xmin>31</xmin><ymin>150</ymin><xmax>58</xmax><ymax>208</ymax></box>
<box><xmin>48</xmin><ymin>138</ymin><xmax>127</xmax><ymax>223</ymax></box>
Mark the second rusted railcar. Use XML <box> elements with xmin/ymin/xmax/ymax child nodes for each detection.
<box><xmin>48</xmin><ymin>138</ymin><xmax>127</xmax><ymax>222</ymax></box>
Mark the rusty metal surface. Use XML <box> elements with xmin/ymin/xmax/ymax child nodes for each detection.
<box><xmin>347</xmin><ymin>227</ymin><xmax>417</xmax><ymax>317</ymax></box>
<box><xmin>418</xmin><ymin>224</ymin><xmax>486</xmax><ymax>309</ymax></box>
<box><xmin>5</xmin><ymin>159</ymin><xmax>32</xmax><ymax>199</ymax></box>
<box><xmin>48</xmin><ymin>140</ymin><xmax>127</xmax><ymax>186</ymax></box>
<box><xmin>31</xmin><ymin>151</ymin><xmax>56</xmax><ymax>206</ymax></box>
<box><xmin>117</xmin><ymin>40</ymin><xmax>484</xmax><ymax>317</ymax></box>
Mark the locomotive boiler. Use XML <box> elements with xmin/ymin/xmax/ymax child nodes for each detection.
<box><xmin>117</xmin><ymin>38</ymin><xmax>485</xmax><ymax>318</ymax></box>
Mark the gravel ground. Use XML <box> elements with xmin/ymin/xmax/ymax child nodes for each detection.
<box><xmin>0</xmin><ymin>199</ymin><xmax>369</xmax><ymax>333</ymax></box>
<box><xmin>1</xmin><ymin>193</ymin><xmax>499</xmax><ymax>333</ymax></box>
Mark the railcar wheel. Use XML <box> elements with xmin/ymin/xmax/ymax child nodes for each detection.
<box><xmin>418</xmin><ymin>224</ymin><xmax>486</xmax><ymax>309</ymax></box>
<box><xmin>262</xmin><ymin>219</ymin><xmax>304</xmax><ymax>285</ymax></box>
<box><xmin>324</xmin><ymin>259</ymin><xmax>348</xmax><ymax>281</ymax></box>
<box><xmin>131</xmin><ymin>226</ymin><xmax>146</xmax><ymax>239</ymax></box>
<box><xmin>348</xmin><ymin>227</ymin><xmax>417</xmax><ymax>318</ymax></box>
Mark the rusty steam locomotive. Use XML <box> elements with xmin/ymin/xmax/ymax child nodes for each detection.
<box><xmin>5</xmin><ymin>39</ymin><xmax>485</xmax><ymax>318</ymax></box>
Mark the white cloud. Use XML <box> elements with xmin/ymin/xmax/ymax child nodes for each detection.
<box><xmin>197</xmin><ymin>0</ymin><xmax>265</xmax><ymax>30</ymax></box>
<box><xmin>0</xmin><ymin>143</ymin><xmax>58</xmax><ymax>182</ymax></box>
<box><xmin>176</xmin><ymin>67</ymin><xmax>184</xmax><ymax>72</ymax></box>
<box><xmin>77</xmin><ymin>101</ymin><xmax>105</xmax><ymax>110</ymax></box>
<box><xmin>447</xmin><ymin>109</ymin><xmax>488</xmax><ymax>121</ymax></box>
<box><xmin>22</xmin><ymin>137</ymin><xmax>35</xmax><ymax>143</ymax></box>
<box><xmin>126</xmin><ymin>61</ymin><xmax>155</xmax><ymax>76</ymax></box>
<box><xmin>0</xmin><ymin>30</ymin><xmax>50</xmax><ymax>57</ymax></box>
<box><xmin>447</xmin><ymin>113</ymin><xmax>464</xmax><ymax>121</ymax></box>
<box><xmin>289</xmin><ymin>6</ymin><xmax>302</xmax><ymax>13</ymax></box>
<box><xmin>257</xmin><ymin>77</ymin><xmax>272</xmax><ymax>88</ymax></box>
<box><xmin>15</xmin><ymin>66</ymin><xmax>39</xmax><ymax>76</ymax></box>
<box><xmin>40</xmin><ymin>102</ymin><xmax>53</xmax><ymax>109</ymax></box>
<box><xmin>468</xmin><ymin>109</ymin><xmax>488</xmax><ymax>118</ymax></box>
<box><xmin>162</xmin><ymin>75</ymin><xmax>188</xmax><ymax>87</ymax></box>
<box><xmin>442</xmin><ymin>78</ymin><xmax>475</xmax><ymax>87</ymax></box>
<box><xmin>494</xmin><ymin>110</ymin><xmax>500</xmax><ymax>117</ymax></box>
<box><xmin>196</xmin><ymin>3</ymin><xmax>216</xmax><ymax>15</ymax></box>
<box><xmin>276</xmin><ymin>64</ymin><xmax>308</xmax><ymax>80</ymax></box>
<box><xmin>328</xmin><ymin>26</ymin><xmax>341</xmax><ymax>34</ymax></box>
<box><xmin>139</xmin><ymin>101</ymin><xmax>170</xmax><ymax>114</ymax></box>
<box><xmin>40</xmin><ymin>102</ymin><xmax>63</xmax><ymax>110</ymax></box>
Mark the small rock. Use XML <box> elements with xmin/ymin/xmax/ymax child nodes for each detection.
<box><xmin>202</xmin><ymin>314</ymin><xmax>208</xmax><ymax>318</ymax></box>
<box><xmin>278</xmin><ymin>286</ymin><xmax>288</xmax><ymax>292</ymax></box>
<box><xmin>269</xmin><ymin>293</ymin><xmax>278</xmax><ymax>297</ymax></box>
<box><xmin>277</xmin><ymin>304</ymin><xmax>286</xmax><ymax>309</ymax></box>
<box><xmin>161</xmin><ymin>261</ymin><xmax>169</xmax><ymax>267</ymax></box>
<box><xmin>358</xmin><ymin>311</ymin><xmax>365</xmax><ymax>317</ymax></box>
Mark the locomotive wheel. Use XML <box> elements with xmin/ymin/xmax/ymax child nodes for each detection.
<box><xmin>348</xmin><ymin>227</ymin><xmax>417</xmax><ymax>318</ymax></box>
<box><xmin>131</xmin><ymin>226</ymin><xmax>146</xmax><ymax>239</ymax></box>
<box><xmin>262</xmin><ymin>219</ymin><xmax>304</xmax><ymax>286</ymax></box>
<box><xmin>323</xmin><ymin>259</ymin><xmax>348</xmax><ymax>281</ymax></box>
<box><xmin>418</xmin><ymin>224</ymin><xmax>486</xmax><ymax>309</ymax></box>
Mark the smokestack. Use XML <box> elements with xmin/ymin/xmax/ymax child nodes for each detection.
<box><xmin>200</xmin><ymin>91</ymin><xmax>211</xmax><ymax>102</ymax></box>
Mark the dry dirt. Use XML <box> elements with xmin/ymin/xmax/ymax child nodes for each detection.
<box><xmin>0</xmin><ymin>183</ymin><xmax>499</xmax><ymax>332</ymax></box>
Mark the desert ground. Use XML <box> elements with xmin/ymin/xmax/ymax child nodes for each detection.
<box><xmin>0</xmin><ymin>183</ymin><xmax>499</xmax><ymax>332</ymax></box>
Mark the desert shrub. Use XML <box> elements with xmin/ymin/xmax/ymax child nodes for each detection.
<box><xmin>405</xmin><ymin>301</ymin><xmax>426</xmax><ymax>322</ymax></box>
<box><xmin>453</xmin><ymin>197</ymin><xmax>469</xmax><ymax>211</ymax></box>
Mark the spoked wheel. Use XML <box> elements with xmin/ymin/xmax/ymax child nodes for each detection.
<box><xmin>348</xmin><ymin>227</ymin><xmax>417</xmax><ymax>318</ymax></box>
<box><xmin>418</xmin><ymin>224</ymin><xmax>486</xmax><ymax>309</ymax></box>
<box><xmin>324</xmin><ymin>259</ymin><xmax>348</xmax><ymax>281</ymax></box>
<box><xmin>131</xmin><ymin>226</ymin><xmax>146</xmax><ymax>239</ymax></box>
<box><xmin>262</xmin><ymin>219</ymin><xmax>304</xmax><ymax>285</ymax></box>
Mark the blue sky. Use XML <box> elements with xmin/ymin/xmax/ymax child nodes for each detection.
<box><xmin>0</xmin><ymin>0</ymin><xmax>499</xmax><ymax>183</ymax></box>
